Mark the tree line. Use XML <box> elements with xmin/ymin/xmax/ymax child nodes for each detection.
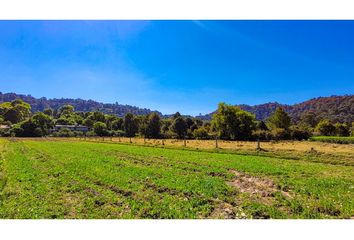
<box><xmin>1</xmin><ymin>99</ymin><xmax>353</xmax><ymax>140</ymax></box>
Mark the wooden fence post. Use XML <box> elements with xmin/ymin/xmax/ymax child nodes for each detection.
<box><xmin>184</xmin><ymin>137</ymin><xmax>186</xmax><ymax>147</ymax></box>
<box><xmin>257</xmin><ymin>139</ymin><xmax>261</xmax><ymax>150</ymax></box>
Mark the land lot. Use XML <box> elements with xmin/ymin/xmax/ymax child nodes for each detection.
<box><xmin>0</xmin><ymin>138</ymin><xmax>353</xmax><ymax>219</ymax></box>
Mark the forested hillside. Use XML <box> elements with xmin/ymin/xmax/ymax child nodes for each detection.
<box><xmin>0</xmin><ymin>92</ymin><xmax>161</xmax><ymax>116</ymax></box>
<box><xmin>0</xmin><ymin>92</ymin><xmax>353</xmax><ymax>123</ymax></box>
<box><xmin>199</xmin><ymin>95</ymin><xmax>354</xmax><ymax>123</ymax></box>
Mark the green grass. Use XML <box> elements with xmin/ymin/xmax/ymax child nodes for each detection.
<box><xmin>310</xmin><ymin>136</ymin><xmax>354</xmax><ymax>144</ymax></box>
<box><xmin>0</xmin><ymin>138</ymin><xmax>353</xmax><ymax>219</ymax></box>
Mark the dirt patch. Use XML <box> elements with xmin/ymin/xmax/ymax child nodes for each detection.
<box><xmin>209</xmin><ymin>202</ymin><xmax>236</xmax><ymax>219</ymax></box>
<box><xmin>228</xmin><ymin>170</ymin><xmax>291</xmax><ymax>204</ymax></box>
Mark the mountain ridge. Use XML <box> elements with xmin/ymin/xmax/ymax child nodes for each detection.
<box><xmin>0</xmin><ymin>92</ymin><xmax>353</xmax><ymax>123</ymax></box>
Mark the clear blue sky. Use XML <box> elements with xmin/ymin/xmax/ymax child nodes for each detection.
<box><xmin>1</xmin><ymin>20</ymin><xmax>354</xmax><ymax>115</ymax></box>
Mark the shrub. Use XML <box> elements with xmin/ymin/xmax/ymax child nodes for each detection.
<box><xmin>52</xmin><ymin>128</ymin><xmax>75</xmax><ymax>137</ymax></box>
<box><xmin>290</xmin><ymin>127</ymin><xmax>312</xmax><ymax>140</ymax></box>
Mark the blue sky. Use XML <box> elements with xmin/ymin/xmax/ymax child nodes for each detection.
<box><xmin>0</xmin><ymin>20</ymin><xmax>353</xmax><ymax>115</ymax></box>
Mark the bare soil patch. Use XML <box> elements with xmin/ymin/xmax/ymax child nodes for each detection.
<box><xmin>228</xmin><ymin>170</ymin><xmax>291</xmax><ymax>204</ymax></box>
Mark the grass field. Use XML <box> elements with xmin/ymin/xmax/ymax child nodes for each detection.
<box><xmin>0</xmin><ymin>138</ymin><xmax>353</xmax><ymax>219</ymax></box>
<box><xmin>310</xmin><ymin>136</ymin><xmax>354</xmax><ymax>144</ymax></box>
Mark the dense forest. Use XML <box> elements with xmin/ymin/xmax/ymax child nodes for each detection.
<box><xmin>1</xmin><ymin>92</ymin><xmax>353</xmax><ymax>123</ymax></box>
<box><xmin>1</xmin><ymin>98</ymin><xmax>353</xmax><ymax>140</ymax></box>
<box><xmin>199</xmin><ymin>95</ymin><xmax>354</xmax><ymax>123</ymax></box>
<box><xmin>0</xmin><ymin>92</ymin><xmax>160</xmax><ymax>116</ymax></box>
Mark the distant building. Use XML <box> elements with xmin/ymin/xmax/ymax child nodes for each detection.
<box><xmin>51</xmin><ymin>125</ymin><xmax>89</xmax><ymax>133</ymax></box>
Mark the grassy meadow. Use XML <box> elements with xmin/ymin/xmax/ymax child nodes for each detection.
<box><xmin>0</xmin><ymin>138</ymin><xmax>353</xmax><ymax>219</ymax></box>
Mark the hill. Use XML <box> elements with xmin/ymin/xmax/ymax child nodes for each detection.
<box><xmin>198</xmin><ymin>95</ymin><xmax>354</xmax><ymax>123</ymax></box>
<box><xmin>1</xmin><ymin>92</ymin><xmax>353</xmax><ymax>123</ymax></box>
<box><xmin>0</xmin><ymin>92</ymin><xmax>161</xmax><ymax>116</ymax></box>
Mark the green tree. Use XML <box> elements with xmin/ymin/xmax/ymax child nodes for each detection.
<box><xmin>193</xmin><ymin>126</ymin><xmax>210</xmax><ymax>139</ymax></box>
<box><xmin>55</xmin><ymin>116</ymin><xmax>76</xmax><ymax>125</ymax></box>
<box><xmin>83</xmin><ymin>118</ymin><xmax>94</xmax><ymax>128</ymax></box>
<box><xmin>146</xmin><ymin>112</ymin><xmax>162</xmax><ymax>138</ymax></box>
<box><xmin>124</xmin><ymin>113</ymin><xmax>138</xmax><ymax>137</ymax></box>
<box><xmin>1</xmin><ymin>99</ymin><xmax>31</xmax><ymax>124</ymax></box>
<box><xmin>212</xmin><ymin>103</ymin><xmax>256</xmax><ymax>140</ymax></box>
<box><xmin>58</xmin><ymin>105</ymin><xmax>74</xmax><ymax>116</ymax></box>
<box><xmin>12</xmin><ymin>119</ymin><xmax>43</xmax><ymax>137</ymax></box>
<box><xmin>300</xmin><ymin>111</ymin><xmax>318</xmax><ymax>127</ymax></box>
<box><xmin>315</xmin><ymin>119</ymin><xmax>336</xmax><ymax>136</ymax></box>
<box><xmin>267</xmin><ymin>107</ymin><xmax>291</xmax><ymax>130</ymax></box>
<box><xmin>111</xmin><ymin>118</ymin><xmax>124</xmax><ymax>131</ymax></box>
<box><xmin>170</xmin><ymin>116</ymin><xmax>187</xmax><ymax>139</ymax></box>
<box><xmin>43</xmin><ymin>108</ymin><xmax>54</xmax><ymax>116</ymax></box>
<box><xmin>335</xmin><ymin>123</ymin><xmax>350</xmax><ymax>136</ymax></box>
<box><xmin>256</xmin><ymin>121</ymin><xmax>269</xmax><ymax>131</ymax></box>
<box><xmin>93</xmin><ymin>122</ymin><xmax>108</xmax><ymax>136</ymax></box>
<box><xmin>32</xmin><ymin>112</ymin><xmax>54</xmax><ymax>135</ymax></box>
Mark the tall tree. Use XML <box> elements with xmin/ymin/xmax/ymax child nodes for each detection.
<box><xmin>1</xmin><ymin>99</ymin><xmax>31</xmax><ymax>124</ymax></box>
<box><xmin>267</xmin><ymin>107</ymin><xmax>291</xmax><ymax>130</ymax></box>
<box><xmin>32</xmin><ymin>112</ymin><xmax>54</xmax><ymax>135</ymax></box>
<box><xmin>170</xmin><ymin>116</ymin><xmax>187</xmax><ymax>139</ymax></box>
<box><xmin>212</xmin><ymin>103</ymin><xmax>256</xmax><ymax>140</ymax></box>
<box><xmin>58</xmin><ymin>105</ymin><xmax>74</xmax><ymax>116</ymax></box>
<box><xmin>146</xmin><ymin>112</ymin><xmax>162</xmax><ymax>138</ymax></box>
<box><xmin>93</xmin><ymin>122</ymin><xmax>108</xmax><ymax>136</ymax></box>
<box><xmin>124</xmin><ymin>113</ymin><xmax>138</xmax><ymax>137</ymax></box>
<box><xmin>315</xmin><ymin>119</ymin><xmax>336</xmax><ymax>136</ymax></box>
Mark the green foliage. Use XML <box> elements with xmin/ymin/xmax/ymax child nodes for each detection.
<box><xmin>52</xmin><ymin>128</ymin><xmax>75</xmax><ymax>137</ymax></box>
<box><xmin>58</xmin><ymin>105</ymin><xmax>74</xmax><ymax>116</ymax></box>
<box><xmin>310</xmin><ymin>136</ymin><xmax>354</xmax><ymax>144</ymax></box>
<box><xmin>43</xmin><ymin>108</ymin><xmax>54</xmax><ymax>116</ymax></box>
<box><xmin>193</xmin><ymin>126</ymin><xmax>210</xmax><ymax>139</ymax></box>
<box><xmin>124</xmin><ymin>113</ymin><xmax>138</xmax><ymax>137</ymax></box>
<box><xmin>267</xmin><ymin>107</ymin><xmax>291</xmax><ymax>130</ymax></box>
<box><xmin>146</xmin><ymin>112</ymin><xmax>162</xmax><ymax>138</ymax></box>
<box><xmin>170</xmin><ymin>116</ymin><xmax>187</xmax><ymax>139</ymax></box>
<box><xmin>32</xmin><ymin>112</ymin><xmax>54</xmax><ymax>135</ymax></box>
<box><xmin>93</xmin><ymin>122</ymin><xmax>109</xmax><ymax>136</ymax></box>
<box><xmin>12</xmin><ymin>119</ymin><xmax>43</xmax><ymax>137</ymax></box>
<box><xmin>300</xmin><ymin>111</ymin><xmax>318</xmax><ymax>127</ymax></box>
<box><xmin>111</xmin><ymin>118</ymin><xmax>124</xmax><ymax>131</ymax></box>
<box><xmin>252</xmin><ymin>130</ymin><xmax>272</xmax><ymax>141</ymax></box>
<box><xmin>212</xmin><ymin>103</ymin><xmax>256</xmax><ymax>140</ymax></box>
<box><xmin>334</xmin><ymin>123</ymin><xmax>350</xmax><ymax>137</ymax></box>
<box><xmin>290</xmin><ymin>126</ymin><xmax>312</xmax><ymax>141</ymax></box>
<box><xmin>55</xmin><ymin>116</ymin><xmax>76</xmax><ymax>125</ymax></box>
<box><xmin>270</xmin><ymin>128</ymin><xmax>290</xmax><ymax>140</ymax></box>
<box><xmin>0</xmin><ymin>99</ymin><xmax>31</xmax><ymax>124</ymax></box>
<box><xmin>315</xmin><ymin>119</ymin><xmax>336</xmax><ymax>136</ymax></box>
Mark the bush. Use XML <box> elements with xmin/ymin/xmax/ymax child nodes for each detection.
<box><xmin>290</xmin><ymin>127</ymin><xmax>312</xmax><ymax>140</ymax></box>
<box><xmin>335</xmin><ymin>123</ymin><xmax>350</xmax><ymax>137</ymax></box>
<box><xmin>52</xmin><ymin>128</ymin><xmax>75</xmax><ymax>137</ymax></box>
